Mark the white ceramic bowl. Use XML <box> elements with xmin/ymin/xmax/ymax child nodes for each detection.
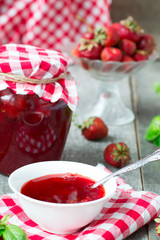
<box><xmin>8</xmin><ymin>161</ymin><xmax>117</xmax><ymax>234</ymax></box>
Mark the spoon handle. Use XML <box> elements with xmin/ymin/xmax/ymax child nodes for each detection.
<box><xmin>93</xmin><ymin>149</ymin><xmax>160</xmax><ymax>188</ymax></box>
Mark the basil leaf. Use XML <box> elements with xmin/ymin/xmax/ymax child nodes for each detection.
<box><xmin>144</xmin><ymin>125</ymin><xmax>160</xmax><ymax>141</ymax></box>
<box><xmin>153</xmin><ymin>135</ymin><xmax>160</xmax><ymax>146</ymax></box>
<box><xmin>154</xmin><ymin>82</ymin><xmax>160</xmax><ymax>96</ymax></box>
<box><xmin>0</xmin><ymin>215</ymin><xmax>28</xmax><ymax>240</ymax></box>
<box><xmin>0</xmin><ymin>226</ymin><xmax>6</xmax><ymax>230</ymax></box>
<box><xmin>2</xmin><ymin>225</ymin><xmax>27</xmax><ymax>240</ymax></box>
<box><xmin>0</xmin><ymin>215</ymin><xmax>10</xmax><ymax>225</ymax></box>
<box><xmin>0</xmin><ymin>227</ymin><xmax>6</xmax><ymax>237</ymax></box>
<box><xmin>144</xmin><ymin>115</ymin><xmax>160</xmax><ymax>141</ymax></box>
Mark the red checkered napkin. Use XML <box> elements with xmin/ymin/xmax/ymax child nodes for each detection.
<box><xmin>0</xmin><ymin>0</ymin><xmax>111</xmax><ymax>51</ymax></box>
<box><xmin>0</xmin><ymin>44</ymin><xmax>78</xmax><ymax>111</ymax></box>
<box><xmin>1</xmin><ymin>165</ymin><xmax>160</xmax><ymax>240</ymax></box>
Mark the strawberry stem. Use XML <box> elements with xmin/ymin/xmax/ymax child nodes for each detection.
<box><xmin>76</xmin><ymin>15</ymin><xmax>93</xmax><ymax>33</ymax></box>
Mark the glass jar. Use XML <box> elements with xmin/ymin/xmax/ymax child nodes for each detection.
<box><xmin>0</xmin><ymin>88</ymin><xmax>72</xmax><ymax>175</ymax></box>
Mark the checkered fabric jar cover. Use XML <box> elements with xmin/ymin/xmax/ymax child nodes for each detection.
<box><xmin>0</xmin><ymin>44</ymin><xmax>78</xmax><ymax>111</ymax></box>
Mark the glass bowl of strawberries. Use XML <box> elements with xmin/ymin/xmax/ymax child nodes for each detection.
<box><xmin>72</xmin><ymin>16</ymin><xmax>159</xmax><ymax>125</ymax></box>
<box><xmin>79</xmin><ymin>50</ymin><xmax>158</xmax><ymax>81</ymax></box>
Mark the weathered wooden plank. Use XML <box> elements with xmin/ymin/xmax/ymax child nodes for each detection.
<box><xmin>0</xmin><ymin>174</ymin><xmax>10</xmax><ymax>195</ymax></box>
<box><xmin>134</xmin><ymin>61</ymin><xmax>160</xmax><ymax>240</ymax></box>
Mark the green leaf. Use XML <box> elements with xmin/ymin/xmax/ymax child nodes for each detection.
<box><xmin>155</xmin><ymin>217</ymin><xmax>160</xmax><ymax>223</ymax></box>
<box><xmin>2</xmin><ymin>225</ymin><xmax>28</xmax><ymax>240</ymax></box>
<box><xmin>0</xmin><ymin>215</ymin><xmax>8</xmax><ymax>237</ymax></box>
<box><xmin>0</xmin><ymin>226</ymin><xmax>6</xmax><ymax>230</ymax></box>
<box><xmin>0</xmin><ymin>215</ymin><xmax>28</xmax><ymax>240</ymax></box>
<box><xmin>153</xmin><ymin>135</ymin><xmax>160</xmax><ymax>146</ymax></box>
<box><xmin>116</xmin><ymin>143</ymin><xmax>122</xmax><ymax>151</ymax></box>
<box><xmin>144</xmin><ymin>125</ymin><xmax>160</xmax><ymax>141</ymax></box>
<box><xmin>72</xmin><ymin>113</ymin><xmax>77</xmax><ymax>122</ymax></box>
<box><xmin>0</xmin><ymin>215</ymin><xmax>10</xmax><ymax>225</ymax></box>
<box><xmin>144</xmin><ymin>115</ymin><xmax>160</xmax><ymax>141</ymax></box>
<box><xmin>154</xmin><ymin>82</ymin><xmax>160</xmax><ymax>96</ymax></box>
<box><xmin>0</xmin><ymin>228</ymin><xmax>6</xmax><ymax>237</ymax></box>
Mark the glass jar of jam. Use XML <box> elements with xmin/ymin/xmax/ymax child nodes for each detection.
<box><xmin>0</xmin><ymin>88</ymin><xmax>72</xmax><ymax>175</ymax></box>
<box><xmin>0</xmin><ymin>43</ymin><xmax>78</xmax><ymax>175</ymax></box>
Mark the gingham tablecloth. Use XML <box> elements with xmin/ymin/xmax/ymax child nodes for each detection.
<box><xmin>0</xmin><ymin>0</ymin><xmax>112</xmax><ymax>51</ymax></box>
<box><xmin>0</xmin><ymin>44</ymin><xmax>78</xmax><ymax>111</ymax></box>
<box><xmin>1</xmin><ymin>165</ymin><xmax>160</xmax><ymax>240</ymax></box>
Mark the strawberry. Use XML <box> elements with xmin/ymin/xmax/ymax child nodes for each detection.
<box><xmin>72</xmin><ymin>46</ymin><xmax>80</xmax><ymax>57</ymax></box>
<box><xmin>155</xmin><ymin>215</ymin><xmax>160</xmax><ymax>237</ymax></box>
<box><xmin>0</xmin><ymin>90</ymin><xmax>28</xmax><ymax>118</ymax></box>
<box><xmin>101</xmin><ymin>47</ymin><xmax>122</xmax><ymax>62</ymax></box>
<box><xmin>112</xmin><ymin>16</ymin><xmax>143</xmax><ymax>42</ymax></box>
<box><xmin>0</xmin><ymin>88</ymin><xmax>13</xmax><ymax>106</ymax></box>
<box><xmin>121</xmin><ymin>55</ymin><xmax>134</xmax><ymax>73</ymax></box>
<box><xmin>133</xmin><ymin>50</ymin><xmax>149</xmax><ymax>61</ymax></box>
<box><xmin>120</xmin><ymin>39</ymin><xmax>137</xmax><ymax>56</ymax></box>
<box><xmin>122</xmin><ymin>55</ymin><xmax>134</xmax><ymax>62</ymax></box>
<box><xmin>103</xmin><ymin>142</ymin><xmax>131</xmax><ymax>168</ymax></box>
<box><xmin>15</xmin><ymin>95</ymin><xmax>27</xmax><ymax>111</ymax></box>
<box><xmin>82</xmin><ymin>32</ymin><xmax>95</xmax><ymax>40</ymax></box>
<box><xmin>137</xmin><ymin>34</ymin><xmax>155</xmax><ymax>54</ymax></box>
<box><xmin>76</xmin><ymin>15</ymin><xmax>119</xmax><ymax>47</ymax></box>
<box><xmin>0</xmin><ymin>89</ymin><xmax>19</xmax><ymax>118</ymax></box>
<box><xmin>94</xmin><ymin>26</ymin><xmax>119</xmax><ymax>47</ymax></box>
<box><xmin>0</xmin><ymin>105</ymin><xmax>7</xmax><ymax>124</ymax></box>
<box><xmin>5</xmin><ymin>105</ymin><xmax>19</xmax><ymax>118</ymax></box>
<box><xmin>73</xmin><ymin>41</ymin><xmax>103</xmax><ymax>59</ymax></box>
<box><xmin>80</xmin><ymin>59</ymin><xmax>89</xmax><ymax>70</ymax></box>
<box><xmin>78</xmin><ymin>117</ymin><xmax>108</xmax><ymax>141</ymax></box>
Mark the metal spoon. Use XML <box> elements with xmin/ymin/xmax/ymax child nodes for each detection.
<box><xmin>92</xmin><ymin>149</ymin><xmax>160</xmax><ymax>188</ymax></box>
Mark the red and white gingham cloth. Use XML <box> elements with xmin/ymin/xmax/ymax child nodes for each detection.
<box><xmin>1</xmin><ymin>164</ymin><xmax>160</xmax><ymax>240</ymax></box>
<box><xmin>0</xmin><ymin>0</ymin><xmax>111</xmax><ymax>51</ymax></box>
<box><xmin>0</xmin><ymin>44</ymin><xmax>78</xmax><ymax>111</ymax></box>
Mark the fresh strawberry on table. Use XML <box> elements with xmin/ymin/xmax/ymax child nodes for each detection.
<box><xmin>103</xmin><ymin>142</ymin><xmax>131</xmax><ymax>168</ymax></box>
<box><xmin>78</xmin><ymin>117</ymin><xmax>108</xmax><ymax>141</ymax></box>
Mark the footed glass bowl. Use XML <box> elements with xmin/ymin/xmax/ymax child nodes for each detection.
<box><xmin>80</xmin><ymin>51</ymin><xmax>159</xmax><ymax>81</ymax></box>
<box><xmin>79</xmin><ymin>51</ymin><xmax>159</xmax><ymax>126</ymax></box>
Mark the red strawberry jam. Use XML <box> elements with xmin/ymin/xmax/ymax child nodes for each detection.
<box><xmin>0</xmin><ymin>89</ymin><xmax>72</xmax><ymax>175</ymax></box>
<box><xmin>21</xmin><ymin>173</ymin><xmax>105</xmax><ymax>203</ymax></box>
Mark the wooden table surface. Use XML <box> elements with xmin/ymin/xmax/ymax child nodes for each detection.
<box><xmin>1</xmin><ymin>61</ymin><xmax>160</xmax><ymax>239</ymax></box>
